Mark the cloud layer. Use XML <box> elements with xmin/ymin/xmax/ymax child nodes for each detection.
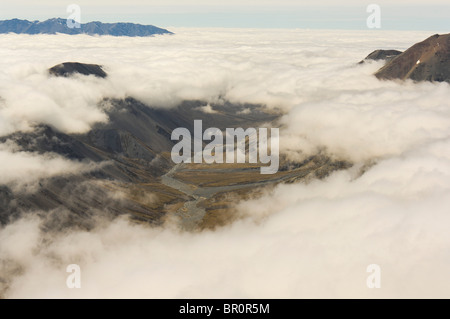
<box><xmin>0</xmin><ymin>28</ymin><xmax>449</xmax><ymax>298</ymax></box>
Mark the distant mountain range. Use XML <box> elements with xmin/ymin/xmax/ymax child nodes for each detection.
<box><xmin>0</xmin><ymin>18</ymin><xmax>172</xmax><ymax>36</ymax></box>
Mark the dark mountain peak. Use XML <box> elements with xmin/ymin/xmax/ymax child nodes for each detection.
<box><xmin>0</xmin><ymin>18</ymin><xmax>172</xmax><ymax>37</ymax></box>
<box><xmin>49</xmin><ymin>62</ymin><xmax>107</xmax><ymax>78</ymax></box>
<box><xmin>374</xmin><ymin>33</ymin><xmax>450</xmax><ymax>83</ymax></box>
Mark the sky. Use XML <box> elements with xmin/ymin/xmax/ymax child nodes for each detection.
<box><xmin>1</xmin><ymin>28</ymin><xmax>450</xmax><ymax>298</ymax></box>
<box><xmin>0</xmin><ymin>1</ymin><xmax>448</xmax><ymax>30</ymax></box>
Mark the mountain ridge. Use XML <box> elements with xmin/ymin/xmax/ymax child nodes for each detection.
<box><xmin>0</xmin><ymin>17</ymin><xmax>172</xmax><ymax>36</ymax></box>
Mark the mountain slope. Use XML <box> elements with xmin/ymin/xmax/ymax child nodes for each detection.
<box><xmin>0</xmin><ymin>62</ymin><xmax>280</xmax><ymax>228</ymax></box>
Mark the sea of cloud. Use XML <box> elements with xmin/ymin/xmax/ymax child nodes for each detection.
<box><xmin>0</xmin><ymin>28</ymin><xmax>449</xmax><ymax>298</ymax></box>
